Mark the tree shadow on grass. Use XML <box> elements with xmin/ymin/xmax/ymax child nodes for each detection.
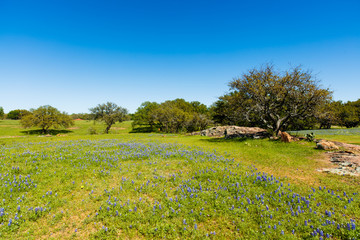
<box><xmin>130</xmin><ymin>127</ymin><xmax>158</xmax><ymax>133</ymax></box>
<box><xmin>20</xmin><ymin>129</ymin><xmax>73</xmax><ymax>135</ymax></box>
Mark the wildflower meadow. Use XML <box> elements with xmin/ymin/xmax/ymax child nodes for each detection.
<box><xmin>0</xmin><ymin>139</ymin><xmax>358</xmax><ymax>239</ymax></box>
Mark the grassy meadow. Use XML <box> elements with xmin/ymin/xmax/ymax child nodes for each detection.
<box><xmin>290</xmin><ymin>128</ymin><xmax>360</xmax><ymax>146</ymax></box>
<box><xmin>0</xmin><ymin>120</ymin><xmax>359</xmax><ymax>239</ymax></box>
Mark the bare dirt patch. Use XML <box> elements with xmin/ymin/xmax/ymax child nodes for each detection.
<box><xmin>0</xmin><ymin>125</ymin><xmax>21</xmax><ymax>128</ymax></box>
<box><xmin>0</xmin><ymin>135</ymin><xmax>24</xmax><ymax>138</ymax></box>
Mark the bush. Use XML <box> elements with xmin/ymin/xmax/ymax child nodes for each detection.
<box><xmin>88</xmin><ymin>127</ymin><xmax>97</xmax><ymax>135</ymax></box>
<box><xmin>305</xmin><ymin>132</ymin><xmax>315</xmax><ymax>142</ymax></box>
<box><xmin>7</xmin><ymin>109</ymin><xmax>31</xmax><ymax>120</ymax></box>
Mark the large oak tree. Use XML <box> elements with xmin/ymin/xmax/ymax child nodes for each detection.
<box><xmin>21</xmin><ymin>105</ymin><xmax>74</xmax><ymax>134</ymax></box>
<box><xmin>221</xmin><ymin>64</ymin><xmax>332</xmax><ymax>135</ymax></box>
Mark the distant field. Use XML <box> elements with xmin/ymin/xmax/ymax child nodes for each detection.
<box><xmin>290</xmin><ymin>128</ymin><xmax>360</xmax><ymax>145</ymax></box>
<box><xmin>0</xmin><ymin>120</ymin><xmax>359</xmax><ymax>239</ymax></box>
<box><xmin>0</xmin><ymin>120</ymin><xmax>132</xmax><ymax>137</ymax></box>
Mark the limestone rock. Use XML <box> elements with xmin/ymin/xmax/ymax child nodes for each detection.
<box><xmin>316</xmin><ymin>140</ymin><xmax>339</xmax><ymax>150</ymax></box>
<box><xmin>200</xmin><ymin>126</ymin><xmax>269</xmax><ymax>139</ymax></box>
<box><xmin>280</xmin><ymin>132</ymin><xmax>292</xmax><ymax>143</ymax></box>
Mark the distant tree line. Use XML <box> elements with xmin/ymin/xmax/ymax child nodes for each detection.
<box><xmin>70</xmin><ymin>113</ymin><xmax>93</xmax><ymax>120</ymax></box>
<box><xmin>132</xmin><ymin>99</ymin><xmax>211</xmax><ymax>133</ymax></box>
<box><xmin>0</xmin><ymin>107</ymin><xmax>4</xmax><ymax>120</ymax></box>
<box><xmin>7</xmin><ymin>109</ymin><xmax>31</xmax><ymax>120</ymax></box>
<box><xmin>1</xmin><ymin>64</ymin><xmax>359</xmax><ymax>134</ymax></box>
<box><xmin>315</xmin><ymin>100</ymin><xmax>360</xmax><ymax>129</ymax></box>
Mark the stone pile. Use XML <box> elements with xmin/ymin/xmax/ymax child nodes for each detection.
<box><xmin>319</xmin><ymin>151</ymin><xmax>360</xmax><ymax>176</ymax></box>
<box><xmin>200</xmin><ymin>126</ymin><xmax>269</xmax><ymax>139</ymax></box>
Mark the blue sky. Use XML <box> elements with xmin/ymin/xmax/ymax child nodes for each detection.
<box><xmin>1</xmin><ymin>0</ymin><xmax>359</xmax><ymax>113</ymax></box>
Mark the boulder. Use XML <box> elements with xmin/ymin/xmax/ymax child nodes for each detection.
<box><xmin>280</xmin><ymin>132</ymin><xmax>292</xmax><ymax>143</ymax></box>
<box><xmin>316</xmin><ymin>140</ymin><xmax>339</xmax><ymax>150</ymax></box>
<box><xmin>200</xmin><ymin>126</ymin><xmax>269</xmax><ymax>139</ymax></box>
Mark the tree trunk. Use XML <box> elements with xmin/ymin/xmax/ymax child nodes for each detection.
<box><xmin>105</xmin><ymin>124</ymin><xmax>111</xmax><ymax>134</ymax></box>
<box><xmin>273</xmin><ymin>120</ymin><xmax>282</xmax><ymax>137</ymax></box>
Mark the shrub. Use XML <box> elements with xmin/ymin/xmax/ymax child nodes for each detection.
<box><xmin>305</xmin><ymin>132</ymin><xmax>315</xmax><ymax>142</ymax></box>
<box><xmin>88</xmin><ymin>127</ymin><xmax>97</xmax><ymax>135</ymax></box>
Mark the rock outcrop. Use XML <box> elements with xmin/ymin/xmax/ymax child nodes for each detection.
<box><xmin>319</xmin><ymin>151</ymin><xmax>360</xmax><ymax>176</ymax></box>
<box><xmin>280</xmin><ymin>132</ymin><xmax>292</xmax><ymax>142</ymax></box>
<box><xmin>200</xmin><ymin>126</ymin><xmax>269</xmax><ymax>139</ymax></box>
<box><xmin>316</xmin><ymin>140</ymin><xmax>340</xmax><ymax>150</ymax></box>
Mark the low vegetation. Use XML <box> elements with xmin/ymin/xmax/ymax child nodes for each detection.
<box><xmin>0</xmin><ymin>120</ymin><xmax>359</xmax><ymax>239</ymax></box>
<box><xmin>132</xmin><ymin>99</ymin><xmax>211</xmax><ymax>133</ymax></box>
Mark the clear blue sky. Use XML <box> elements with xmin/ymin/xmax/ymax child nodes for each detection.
<box><xmin>1</xmin><ymin>0</ymin><xmax>359</xmax><ymax>113</ymax></box>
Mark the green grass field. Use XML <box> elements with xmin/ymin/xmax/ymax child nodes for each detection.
<box><xmin>0</xmin><ymin>120</ymin><xmax>359</xmax><ymax>239</ymax></box>
<box><xmin>290</xmin><ymin>128</ymin><xmax>360</xmax><ymax>145</ymax></box>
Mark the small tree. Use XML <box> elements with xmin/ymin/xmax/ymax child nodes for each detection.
<box><xmin>0</xmin><ymin>107</ymin><xmax>4</xmax><ymax>120</ymax></box>
<box><xmin>21</xmin><ymin>105</ymin><xmax>74</xmax><ymax>134</ymax></box>
<box><xmin>89</xmin><ymin>102</ymin><xmax>128</xmax><ymax>134</ymax></box>
<box><xmin>222</xmin><ymin>64</ymin><xmax>332</xmax><ymax>135</ymax></box>
<box><xmin>7</xmin><ymin>109</ymin><xmax>31</xmax><ymax>120</ymax></box>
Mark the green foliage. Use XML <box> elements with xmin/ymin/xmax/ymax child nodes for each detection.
<box><xmin>286</xmin><ymin>116</ymin><xmax>318</xmax><ymax>131</ymax></box>
<box><xmin>89</xmin><ymin>102</ymin><xmax>128</xmax><ymax>134</ymax></box>
<box><xmin>88</xmin><ymin>127</ymin><xmax>97</xmax><ymax>135</ymax></box>
<box><xmin>339</xmin><ymin>100</ymin><xmax>360</xmax><ymax>128</ymax></box>
<box><xmin>133</xmin><ymin>99</ymin><xmax>212</xmax><ymax>133</ymax></box>
<box><xmin>219</xmin><ymin>64</ymin><xmax>332</xmax><ymax>135</ymax></box>
<box><xmin>0</xmin><ymin>107</ymin><xmax>4</xmax><ymax>120</ymax></box>
<box><xmin>6</xmin><ymin>109</ymin><xmax>31</xmax><ymax>120</ymax></box>
<box><xmin>20</xmin><ymin>105</ymin><xmax>74</xmax><ymax>134</ymax></box>
<box><xmin>70</xmin><ymin>112</ymin><xmax>93</xmax><ymax>120</ymax></box>
<box><xmin>132</xmin><ymin>101</ymin><xmax>159</xmax><ymax>130</ymax></box>
<box><xmin>315</xmin><ymin>101</ymin><xmax>342</xmax><ymax>129</ymax></box>
<box><xmin>305</xmin><ymin>132</ymin><xmax>315</xmax><ymax>142</ymax></box>
<box><xmin>319</xmin><ymin>99</ymin><xmax>360</xmax><ymax>129</ymax></box>
<box><xmin>210</xmin><ymin>97</ymin><xmax>241</xmax><ymax>126</ymax></box>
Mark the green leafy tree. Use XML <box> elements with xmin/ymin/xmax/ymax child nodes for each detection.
<box><xmin>21</xmin><ymin>105</ymin><xmax>74</xmax><ymax>134</ymax></box>
<box><xmin>133</xmin><ymin>99</ymin><xmax>211</xmax><ymax>133</ymax></box>
<box><xmin>339</xmin><ymin>101</ymin><xmax>360</xmax><ymax>128</ymax></box>
<box><xmin>210</xmin><ymin>93</ymin><xmax>252</xmax><ymax>126</ymax></box>
<box><xmin>0</xmin><ymin>107</ymin><xmax>4</xmax><ymax>120</ymax></box>
<box><xmin>151</xmin><ymin>99</ymin><xmax>211</xmax><ymax>133</ymax></box>
<box><xmin>221</xmin><ymin>64</ymin><xmax>332</xmax><ymax>135</ymax></box>
<box><xmin>185</xmin><ymin>113</ymin><xmax>212</xmax><ymax>132</ymax></box>
<box><xmin>89</xmin><ymin>102</ymin><xmax>128</xmax><ymax>134</ymax></box>
<box><xmin>314</xmin><ymin>101</ymin><xmax>343</xmax><ymax>129</ymax></box>
<box><xmin>7</xmin><ymin>109</ymin><xmax>31</xmax><ymax>120</ymax></box>
<box><xmin>152</xmin><ymin>102</ymin><xmax>190</xmax><ymax>133</ymax></box>
<box><xmin>190</xmin><ymin>101</ymin><xmax>208</xmax><ymax>114</ymax></box>
<box><xmin>132</xmin><ymin>102</ymin><xmax>159</xmax><ymax>130</ymax></box>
